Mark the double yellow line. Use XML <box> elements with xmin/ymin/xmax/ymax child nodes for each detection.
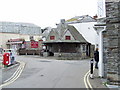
<box><xmin>84</xmin><ymin>70</ymin><xmax>93</xmax><ymax>90</ymax></box>
<box><xmin>0</xmin><ymin>60</ymin><xmax>25</xmax><ymax>88</ymax></box>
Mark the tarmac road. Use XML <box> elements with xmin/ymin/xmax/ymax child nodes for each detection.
<box><xmin>3</xmin><ymin>55</ymin><xmax>90</xmax><ymax>88</ymax></box>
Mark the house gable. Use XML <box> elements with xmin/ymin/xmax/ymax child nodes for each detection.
<box><xmin>46</xmin><ymin>29</ymin><xmax>59</xmax><ymax>41</ymax></box>
<box><xmin>61</xmin><ymin>29</ymin><xmax>75</xmax><ymax>41</ymax></box>
<box><xmin>67</xmin><ymin>25</ymin><xmax>87</xmax><ymax>43</ymax></box>
<box><xmin>44</xmin><ymin>24</ymin><xmax>87</xmax><ymax>43</ymax></box>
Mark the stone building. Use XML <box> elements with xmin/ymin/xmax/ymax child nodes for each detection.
<box><xmin>43</xmin><ymin>20</ymin><xmax>94</xmax><ymax>59</ymax></box>
<box><xmin>104</xmin><ymin>0</ymin><xmax>120</xmax><ymax>85</ymax></box>
<box><xmin>94</xmin><ymin>0</ymin><xmax>120</xmax><ymax>86</ymax></box>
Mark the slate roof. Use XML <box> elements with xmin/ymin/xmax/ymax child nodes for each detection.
<box><xmin>43</xmin><ymin>25</ymin><xmax>87</xmax><ymax>43</ymax></box>
<box><xmin>67</xmin><ymin>25</ymin><xmax>87</xmax><ymax>42</ymax></box>
<box><xmin>66</xmin><ymin>15</ymin><xmax>96</xmax><ymax>24</ymax></box>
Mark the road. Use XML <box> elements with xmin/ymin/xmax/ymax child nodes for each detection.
<box><xmin>3</xmin><ymin>55</ymin><xmax>90</xmax><ymax>88</ymax></box>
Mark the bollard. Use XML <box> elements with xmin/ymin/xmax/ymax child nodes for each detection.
<box><xmin>90</xmin><ymin>59</ymin><xmax>94</xmax><ymax>79</ymax></box>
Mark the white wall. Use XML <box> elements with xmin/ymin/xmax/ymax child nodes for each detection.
<box><xmin>97</xmin><ymin>0</ymin><xmax>106</xmax><ymax>18</ymax></box>
<box><xmin>70</xmin><ymin>22</ymin><xmax>99</xmax><ymax>47</ymax></box>
<box><xmin>0</xmin><ymin>33</ymin><xmax>20</xmax><ymax>49</ymax></box>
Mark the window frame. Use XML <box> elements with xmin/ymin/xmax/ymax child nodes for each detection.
<box><xmin>65</xmin><ymin>36</ymin><xmax>71</xmax><ymax>40</ymax></box>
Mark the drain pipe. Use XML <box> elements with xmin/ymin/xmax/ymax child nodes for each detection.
<box><xmin>94</xmin><ymin>26</ymin><xmax>106</xmax><ymax>77</ymax></box>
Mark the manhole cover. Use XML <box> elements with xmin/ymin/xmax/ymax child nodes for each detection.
<box><xmin>40</xmin><ymin>75</ymin><xmax>44</xmax><ymax>76</ymax></box>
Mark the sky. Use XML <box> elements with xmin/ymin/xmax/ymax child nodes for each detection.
<box><xmin>0</xmin><ymin>0</ymin><xmax>98</xmax><ymax>28</ymax></box>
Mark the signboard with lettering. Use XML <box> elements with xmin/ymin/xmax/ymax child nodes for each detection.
<box><xmin>31</xmin><ymin>41</ymin><xmax>38</xmax><ymax>48</ymax></box>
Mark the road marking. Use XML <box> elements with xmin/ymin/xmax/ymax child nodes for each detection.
<box><xmin>3</xmin><ymin>64</ymin><xmax>21</xmax><ymax>83</ymax></box>
<box><xmin>0</xmin><ymin>60</ymin><xmax>25</xmax><ymax>88</ymax></box>
<box><xmin>84</xmin><ymin>70</ymin><xmax>90</xmax><ymax>90</ymax></box>
<box><xmin>84</xmin><ymin>67</ymin><xmax>95</xmax><ymax>90</ymax></box>
<box><xmin>87</xmin><ymin>73</ymin><xmax>93</xmax><ymax>89</ymax></box>
<box><xmin>84</xmin><ymin>70</ymin><xmax>93</xmax><ymax>90</ymax></box>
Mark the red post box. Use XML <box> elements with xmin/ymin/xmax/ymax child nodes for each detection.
<box><xmin>3</xmin><ymin>53</ymin><xmax>10</xmax><ymax>66</ymax></box>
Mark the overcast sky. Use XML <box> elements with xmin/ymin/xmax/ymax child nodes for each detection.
<box><xmin>0</xmin><ymin>0</ymin><xmax>97</xmax><ymax>28</ymax></box>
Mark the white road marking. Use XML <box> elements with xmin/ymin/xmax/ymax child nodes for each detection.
<box><xmin>0</xmin><ymin>60</ymin><xmax>25</xmax><ymax>88</ymax></box>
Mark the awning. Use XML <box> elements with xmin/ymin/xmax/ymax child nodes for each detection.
<box><xmin>6</xmin><ymin>41</ymin><xmax>23</xmax><ymax>44</ymax></box>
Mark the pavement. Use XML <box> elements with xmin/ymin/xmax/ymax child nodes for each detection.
<box><xmin>89</xmin><ymin>68</ymin><xmax>108</xmax><ymax>89</ymax></box>
<box><xmin>89</xmin><ymin>68</ymin><xmax>120</xmax><ymax>90</ymax></box>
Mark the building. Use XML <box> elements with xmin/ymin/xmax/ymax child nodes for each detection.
<box><xmin>66</xmin><ymin>15</ymin><xmax>96</xmax><ymax>24</ymax></box>
<box><xmin>97</xmin><ymin>0</ymin><xmax>106</xmax><ymax>18</ymax></box>
<box><xmin>104</xmin><ymin>0</ymin><xmax>120</xmax><ymax>86</ymax></box>
<box><xmin>94</xmin><ymin>0</ymin><xmax>120</xmax><ymax>86</ymax></box>
<box><xmin>0</xmin><ymin>22</ymin><xmax>41</xmax><ymax>51</ymax></box>
<box><xmin>43</xmin><ymin>20</ymin><xmax>94</xmax><ymax>59</ymax></box>
<box><xmin>66</xmin><ymin>15</ymin><xmax>99</xmax><ymax>49</ymax></box>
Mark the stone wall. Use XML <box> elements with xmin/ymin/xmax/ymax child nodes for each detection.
<box><xmin>105</xmin><ymin>1</ymin><xmax>120</xmax><ymax>85</ymax></box>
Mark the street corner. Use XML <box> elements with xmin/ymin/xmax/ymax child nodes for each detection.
<box><xmin>88</xmin><ymin>69</ymin><xmax>108</xmax><ymax>89</ymax></box>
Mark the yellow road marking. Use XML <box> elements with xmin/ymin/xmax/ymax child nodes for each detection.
<box><xmin>84</xmin><ymin>70</ymin><xmax>93</xmax><ymax>90</ymax></box>
<box><xmin>84</xmin><ymin>70</ymin><xmax>90</xmax><ymax>89</ymax></box>
<box><xmin>87</xmin><ymin>73</ymin><xmax>93</xmax><ymax>89</ymax></box>
<box><xmin>84</xmin><ymin>67</ymin><xmax>95</xmax><ymax>90</ymax></box>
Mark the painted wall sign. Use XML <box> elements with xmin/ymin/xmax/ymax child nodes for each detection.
<box><xmin>31</xmin><ymin>41</ymin><xmax>38</xmax><ymax>48</ymax></box>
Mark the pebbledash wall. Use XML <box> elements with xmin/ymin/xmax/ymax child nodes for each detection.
<box><xmin>104</xmin><ymin>0</ymin><xmax>120</xmax><ymax>85</ymax></box>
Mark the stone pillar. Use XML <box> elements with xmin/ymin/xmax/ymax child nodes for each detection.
<box><xmin>105</xmin><ymin>1</ymin><xmax>120</xmax><ymax>85</ymax></box>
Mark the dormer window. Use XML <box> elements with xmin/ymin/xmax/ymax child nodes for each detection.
<box><xmin>65</xmin><ymin>36</ymin><xmax>71</xmax><ymax>40</ymax></box>
<box><xmin>50</xmin><ymin>36</ymin><xmax>55</xmax><ymax>40</ymax></box>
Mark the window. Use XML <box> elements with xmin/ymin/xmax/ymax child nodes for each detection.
<box><xmin>30</xmin><ymin>36</ymin><xmax>34</xmax><ymax>41</ymax></box>
<box><xmin>82</xmin><ymin>45</ymin><xmax>86</xmax><ymax>51</ymax></box>
<box><xmin>65</xmin><ymin>36</ymin><xmax>71</xmax><ymax>40</ymax></box>
<box><xmin>50</xmin><ymin>36</ymin><xmax>55</xmax><ymax>40</ymax></box>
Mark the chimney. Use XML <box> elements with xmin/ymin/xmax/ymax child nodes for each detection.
<box><xmin>93</xmin><ymin>15</ymin><xmax>98</xmax><ymax>19</ymax></box>
<box><xmin>60</xmin><ymin>19</ymin><xmax>65</xmax><ymax>24</ymax></box>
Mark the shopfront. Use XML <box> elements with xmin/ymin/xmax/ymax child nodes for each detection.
<box><xmin>6</xmin><ymin>39</ymin><xmax>25</xmax><ymax>52</ymax></box>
